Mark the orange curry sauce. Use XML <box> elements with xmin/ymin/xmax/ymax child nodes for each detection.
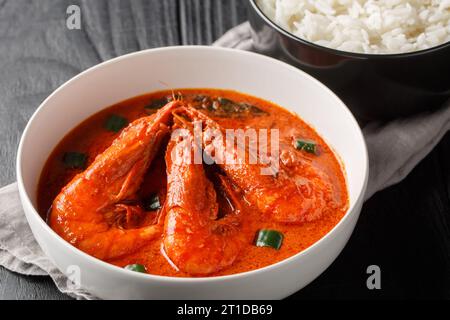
<box><xmin>38</xmin><ymin>89</ymin><xmax>348</xmax><ymax>277</ymax></box>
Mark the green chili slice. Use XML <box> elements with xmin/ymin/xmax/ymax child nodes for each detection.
<box><xmin>105</xmin><ymin>114</ymin><xmax>128</xmax><ymax>133</ymax></box>
<box><xmin>255</xmin><ymin>229</ymin><xmax>284</xmax><ymax>250</ymax></box>
<box><xmin>124</xmin><ymin>264</ymin><xmax>147</xmax><ymax>273</ymax></box>
<box><xmin>62</xmin><ymin>152</ymin><xmax>87</xmax><ymax>169</ymax></box>
<box><xmin>295</xmin><ymin>139</ymin><xmax>317</xmax><ymax>155</ymax></box>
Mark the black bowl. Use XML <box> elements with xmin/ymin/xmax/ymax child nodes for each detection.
<box><xmin>248</xmin><ymin>0</ymin><xmax>450</xmax><ymax>120</ymax></box>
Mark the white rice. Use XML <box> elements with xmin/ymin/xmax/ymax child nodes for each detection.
<box><xmin>256</xmin><ymin>0</ymin><xmax>450</xmax><ymax>54</ymax></box>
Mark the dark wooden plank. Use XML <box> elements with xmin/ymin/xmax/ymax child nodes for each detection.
<box><xmin>0</xmin><ymin>267</ymin><xmax>70</xmax><ymax>300</ymax></box>
<box><xmin>80</xmin><ymin>0</ymin><xmax>180</xmax><ymax>58</ymax></box>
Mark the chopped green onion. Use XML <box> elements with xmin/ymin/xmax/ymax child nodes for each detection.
<box><xmin>105</xmin><ymin>114</ymin><xmax>128</xmax><ymax>133</ymax></box>
<box><xmin>63</xmin><ymin>152</ymin><xmax>87</xmax><ymax>169</ymax></box>
<box><xmin>145</xmin><ymin>98</ymin><xmax>168</xmax><ymax>110</ymax></box>
<box><xmin>142</xmin><ymin>194</ymin><xmax>161</xmax><ymax>211</ymax></box>
<box><xmin>124</xmin><ymin>264</ymin><xmax>146</xmax><ymax>273</ymax></box>
<box><xmin>255</xmin><ymin>229</ymin><xmax>284</xmax><ymax>250</ymax></box>
<box><xmin>295</xmin><ymin>139</ymin><xmax>317</xmax><ymax>155</ymax></box>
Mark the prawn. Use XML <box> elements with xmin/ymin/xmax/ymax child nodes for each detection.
<box><xmin>163</xmin><ymin>120</ymin><xmax>246</xmax><ymax>275</ymax></box>
<box><xmin>49</xmin><ymin>101</ymin><xmax>181</xmax><ymax>260</ymax></box>
<box><xmin>179</xmin><ymin>106</ymin><xmax>335</xmax><ymax>224</ymax></box>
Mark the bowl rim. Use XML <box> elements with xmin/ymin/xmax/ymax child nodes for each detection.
<box><xmin>16</xmin><ymin>45</ymin><xmax>369</xmax><ymax>284</ymax></box>
<box><xmin>249</xmin><ymin>0</ymin><xmax>450</xmax><ymax>59</ymax></box>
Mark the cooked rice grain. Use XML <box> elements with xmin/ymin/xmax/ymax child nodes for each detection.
<box><xmin>257</xmin><ymin>0</ymin><xmax>450</xmax><ymax>54</ymax></box>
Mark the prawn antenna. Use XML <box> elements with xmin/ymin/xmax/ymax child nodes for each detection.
<box><xmin>171</xmin><ymin>90</ymin><xmax>184</xmax><ymax>102</ymax></box>
<box><xmin>158</xmin><ymin>81</ymin><xmax>182</xmax><ymax>101</ymax></box>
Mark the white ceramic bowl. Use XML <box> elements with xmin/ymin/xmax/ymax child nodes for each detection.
<box><xmin>16</xmin><ymin>46</ymin><xmax>368</xmax><ymax>299</ymax></box>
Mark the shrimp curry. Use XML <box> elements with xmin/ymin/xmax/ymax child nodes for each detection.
<box><xmin>38</xmin><ymin>89</ymin><xmax>348</xmax><ymax>277</ymax></box>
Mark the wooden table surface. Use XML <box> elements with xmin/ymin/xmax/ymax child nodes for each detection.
<box><xmin>0</xmin><ymin>0</ymin><xmax>449</xmax><ymax>300</ymax></box>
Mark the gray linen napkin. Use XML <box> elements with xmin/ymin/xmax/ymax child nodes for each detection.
<box><xmin>0</xmin><ymin>22</ymin><xmax>449</xmax><ymax>299</ymax></box>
